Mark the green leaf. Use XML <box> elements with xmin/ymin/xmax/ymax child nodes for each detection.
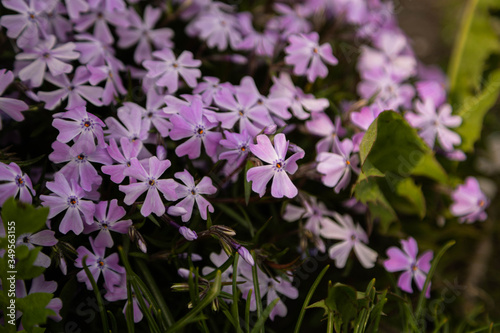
<box><xmin>1</xmin><ymin>198</ymin><xmax>50</xmax><ymax>239</ymax></box>
<box><xmin>82</xmin><ymin>256</ymin><xmax>109</xmax><ymax>333</ymax></box>
<box><xmin>394</xmin><ymin>178</ymin><xmax>426</xmax><ymax>219</ymax></box>
<box><xmin>17</xmin><ymin>293</ymin><xmax>55</xmax><ymax>331</ymax></box>
<box><xmin>354</xmin><ymin>175</ymin><xmax>397</xmax><ymax>232</ymax></box>
<box><xmin>15</xmin><ymin>247</ymin><xmax>45</xmax><ymax>280</ymax></box>
<box><xmin>250</xmin><ymin>298</ymin><xmax>279</xmax><ymax>333</ymax></box>
<box><xmin>359</xmin><ymin>111</ymin><xmax>429</xmax><ymax>176</ymax></box>
<box><xmin>456</xmin><ymin>69</ymin><xmax>500</xmax><ymax>152</ymax></box>
<box><xmin>411</xmin><ymin>154</ymin><xmax>448</xmax><ymax>184</ymax></box>
<box><xmin>448</xmin><ymin>0</ymin><xmax>500</xmax><ymax>102</ymax></box>
<box><xmin>325</xmin><ymin>283</ymin><xmax>358</xmax><ymax>332</ymax></box>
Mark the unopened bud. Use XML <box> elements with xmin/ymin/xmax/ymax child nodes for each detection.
<box><xmin>156</xmin><ymin>145</ymin><xmax>167</xmax><ymax>160</ymax></box>
<box><xmin>237</xmin><ymin>246</ymin><xmax>254</xmax><ymax>266</ymax></box>
<box><xmin>210</xmin><ymin>225</ymin><xmax>236</xmax><ymax>236</ymax></box>
<box><xmin>179</xmin><ymin>226</ymin><xmax>198</xmax><ymax>241</ymax></box>
<box><xmin>264</xmin><ymin>124</ymin><xmax>277</xmax><ymax>135</ymax></box>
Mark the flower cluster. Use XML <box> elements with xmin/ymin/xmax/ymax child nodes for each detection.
<box><xmin>0</xmin><ymin>0</ymin><xmax>492</xmax><ymax>328</ymax></box>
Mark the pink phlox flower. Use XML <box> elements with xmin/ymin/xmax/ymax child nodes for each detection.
<box><xmin>219</xmin><ymin>129</ymin><xmax>252</xmax><ymax>166</ymax></box>
<box><xmin>320</xmin><ymin>212</ymin><xmax>378</xmax><ymax>268</ymax></box>
<box><xmin>116</xmin><ymin>5</ymin><xmax>174</xmax><ymax>65</ymax></box>
<box><xmin>358</xmin><ymin>30</ymin><xmax>416</xmax><ymax>81</ymax></box>
<box><xmin>450</xmin><ymin>177</ymin><xmax>489</xmax><ymax>223</ymax></box>
<box><xmin>40</xmin><ymin>172</ymin><xmax>96</xmax><ymax>235</ymax></box>
<box><xmin>238</xmin><ymin>260</ymin><xmax>298</xmax><ymax>321</ymax></box>
<box><xmin>0</xmin><ymin>0</ymin><xmax>51</xmax><ymax>49</ymax></box>
<box><xmin>74</xmin><ymin>3</ymin><xmax>130</xmax><ymax>45</ymax></box>
<box><xmin>188</xmin><ymin>9</ymin><xmax>242</xmax><ymax>51</ymax></box>
<box><xmin>16</xmin><ymin>229</ymin><xmax>57</xmax><ymax>268</ymax></box>
<box><xmin>405</xmin><ymin>98</ymin><xmax>461</xmax><ymax>151</ymax></box>
<box><xmin>104</xmin><ymin>277</ymin><xmax>147</xmax><ymax>323</ymax></box>
<box><xmin>119</xmin><ymin>156</ymin><xmax>178</xmax><ymax>217</ymax></box>
<box><xmin>273</xmin><ymin>3</ymin><xmax>313</xmax><ymax>37</ymax></box>
<box><xmin>169</xmin><ymin>97</ymin><xmax>222</xmax><ymax>160</ymax></box>
<box><xmin>49</xmin><ymin>141</ymin><xmax>111</xmax><ymax>191</ymax></box>
<box><xmin>0</xmin><ymin>69</ymin><xmax>28</xmax><ymax>129</ymax></box>
<box><xmin>125</xmin><ymin>89</ymin><xmax>171</xmax><ymax>137</ymax></box>
<box><xmin>383</xmin><ymin>237</ymin><xmax>433</xmax><ymax>298</ymax></box>
<box><xmin>17</xmin><ymin>275</ymin><xmax>62</xmax><ymax>322</ymax></box>
<box><xmin>247</xmin><ymin>133</ymin><xmax>305</xmax><ymax>198</ymax></box>
<box><xmin>270</xmin><ymin>72</ymin><xmax>329</xmax><ymax>120</ymax></box>
<box><xmin>52</xmin><ymin>106</ymin><xmax>106</xmax><ymax>152</ymax></box>
<box><xmin>143</xmin><ymin>48</ymin><xmax>201</xmax><ymax>94</ymax></box>
<box><xmin>214</xmin><ymin>77</ymin><xmax>274</xmax><ymax>137</ymax></box>
<box><xmin>88</xmin><ymin>63</ymin><xmax>127</xmax><ymax>105</ymax></box>
<box><xmin>236</xmin><ymin>12</ymin><xmax>279</xmax><ymax>57</ymax></box>
<box><xmin>75</xmin><ymin>236</ymin><xmax>125</xmax><ymax>292</ymax></box>
<box><xmin>84</xmin><ymin>199</ymin><xmax>132</xmax><ymax>248</ymax></box>
<box><xmin>169</xmin><ymin>169</ymin><xmax>217</xmax><ymax>222</ymax></box>
<box><xmin>316</xmin><ymin>137</ymin><xmax>359</xmax><ymax>193</ymax></box>
<box><xmin>16</xmin><ymin>35</ymin><xmax>79</xmax><ymax>87</ymax></box>
<box><xmin>306</xmin><ymin>112</ymin><xmax>346</xmax><ymax>153</ymax></box>
<box><xmin>0</xmin><ymin>162</ymin><xmax>35</xmax><ymax>205</ymax></box>
<box><xmin>101</xmin><ymin>137</ymin><xmax>143</xmax><ymax>184</ymax></box>
<box><xmin>38</xmin><ymin>66</ymin><xmax>104</xmax><ymax>110</ymax></box>
<box><xmin>193</xmin><ymin>76</ymin><xmax>235</xmax><ymax>105</ymax></box>
<box><xmin>283</xmin><ymin>196</ymin><xmax>336</xmax><ymax>252</ymax></box>
<box><xmin>285</xmin><ymin>32</ymin><xmax>338</xmax><ymax>82</ymax></box>
<box><xmin>105</xmin><ymin>104</ymin><xmax>150</xmax><ymax>145</ymax></box>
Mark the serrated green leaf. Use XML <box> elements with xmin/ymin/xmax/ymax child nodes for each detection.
<box><xmin>17</xmin><ymin>293</ymin><xmax>55</xmax><ymax>331</ymax></box>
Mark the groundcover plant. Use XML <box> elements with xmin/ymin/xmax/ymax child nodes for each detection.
<box><xmin>0</xmin><ymin>0</ymin><xmax>500</xmax><ymax>332</ymax></box>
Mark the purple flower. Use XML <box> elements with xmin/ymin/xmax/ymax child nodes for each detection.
<box><xmin>64</xmin><ymin>0</ymin><xmax>89</xmax><ymax>20</ymax></box>
<box><xmin>247</xmin><ymin>133</ymin><xmax>305</xmax><ymax>198</ymax></box>
<box><xmin>52</xmin><ymin>106</ymin><xmax>106</xmax><ymax>152</ymax></box>
<box><xmin>169</xmin><ymin>97</ymin><xmax>222</xmax><ymax>160</ymax></box>
<box><xmin>16</xmin><ymin>35</ymin><xmax>79</xmax><ymax>87</ymax></box>
<box><xmin>202</xmin><ymin>250</ymin><xmax>243</xmax><ymax>299</ymax></box>
<box><xmin>320</xmin><ymin>212</ymin><xmax>377</xmax><ymax>268</ymax></box>
<box><xmin>0</xmin><ymin>69</ymin><xmax>28</xmax><ymax>128</ymax></box>
<box><xmin>75</xmin><ymin>237</ymin><xmax>125</xmax><ymax>292</ymax></box>
<box><xmin>101</xmin><ymin>137</ymin><xmax>143</xmax><ymax>184</ymax></box>
<box><xmin>105</xmin><ymin>277</ymin><xmax>147</xmax><ymax>323</ymax></box>
<box><xmin>305</xmin><ymin>112</ymin><xmax>346</xmax><ymax>153</ymax></box>
<box><xmin>219</xmin><ymin>129</ymin><xmax>252</xmax><ymax>165</ymax></box>
<box><xmin>270</xmin><ymin>72</ymin><xmax>329</xmax><ymax>120</ymax></box>
<box><xmin>88</xmin><ymin>64</ymin><xmax>127</xmax><ymax>105</ymax></box>
<box><xmin>285</xmin><ymin>32</ymin><xmax>338</xmax><ymax>82</ymax></box>
<box><xmin>116</xmin><ymin>5</ymin><xmax>174</xmax><ymax>65</ymax></box>
<box><xmin>40</xmin><ymin>172</ymin><xmax>95</xmax><ymax>235</ymax></box>
<box><xmin>283</xmin><ymin>196</ymin><xmax>336</xmax><ymax>252</ymax></box>
<box><xmin>0</xmin><ymin>162</ymin><xmax>35</xmax><ymax>205</ymax></box>
<box><xmin>16</xmin><ymin>229</ymin><xmax>57</xmax><ymax>268</ymax></box>
<box><xmin>383</xmin><ymin>237</ymin><xmax>433</xmax><ymax>298</ymax></box>
<box><xmin>104</xmin><ymin>105</ymin><xmax>149</xmax><ymax>145</ymax></box>
<box><xmin>74</xmin><ymin>33</ymin><xmax>121</xmax><ymax>67</ymax></box>
<box><xmin>273</xmin><ymin>3</ymin><xmax>312</xmax><ymax>37</ymax></box>
<box><xmin>450</xmin><ymin>177</ymin><xmax>489</xmax><ymax>223</ymax></box>
<box><xmin>237</xmin><ymin>12</ymin><xmax>279</xmax><ymax>57</ymax></box>
<box><xmin>84</xmin><ymin>199</ymin><xmax>132</xmax><ymax>248</ymax></box>
<box><xmin>169</xmin><ymin>169</ymin><xmax>217</xmax><ymax>222</ymax></box>
<box><xmin>214</xmin><ymin>77</ymin><xmax>273</xmax><ymax>137</ymax></box>
<box><xmin>193</xmin><ymin>76</ymin><xmax>235</xmax><ymax>105</ymax></box>
<box><xmin>49</xmin><ymin>141</ymin><xmax>111</xmax><ymax>192</ymax></box>
<box><xmin>406</xmin><ymin>98</ymin><xmax>461</xmax><ymax>151</ymax></box>
<box><xmin>38</xmin><ymin>66</ymin><xmax>104</xmax><ymax>110</ymax></box>
<box><xmin>143</xmin><ymin>49</ymin><xmax>201</xmax><ymax>93</ymax></box>
<box><xmin>238</xmin><ymin>260</ymin><xmax>298</xmax><ymax>321</ymax></box>
<box><xmin>73</xmin><ymin>3</ymin><xmax>129</xmax><ymax>45</ymax></box>
<box><xmin>0</xmin><ymin>0</ymin><xmax>50</xmax><ymax>49</ymax></box>
<box><xmin>189</xmin><ymin>11</ymin><xmax>242</xmax><ymax>51</ymax></box>
<box><xmin>316</xmin><ymin>138</ymin><xmax>359</xmax><ymax>193</ymax></box>
<box><xmin>119</xmin><ymin>157</ymin><xmax>178</xmax><ymax>217</ymax></box>
<box><xmin>125</xmin><ymin>89</ymin><xmax>171</xmax><ymax>137</ymax></box>
<box><xmin>44</xmin><ymin>3</ymin><xmax>73</xmax><ymax>43</ymax></box>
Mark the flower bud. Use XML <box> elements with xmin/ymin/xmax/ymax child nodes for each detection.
<box><xmin>179</xmin><ymin>226</ymin><xmax>198</xmax><ymax>241</ymax></box>
<box><xmin>156</xmin><ymin>145</ymin><xmax>167</xmax><ymax>160</ymax></box>
<box><xmin>237</xmin><ymin>246</ymin><xmax>254</xmax><ymax>266</ymax></box>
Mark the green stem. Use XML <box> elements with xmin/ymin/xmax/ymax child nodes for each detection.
<box><xmin>232</xmin><ymin>253</ymin><xmax>242</xmax><ymax>333</ymax></box>
<box><xmin>415</xmin><ymin>240</ymin><xmax>456</xmax><ymax>321</ymax></box>
<box><xmin>447</xmin><ymin>0</ymin><xmax>480</xmax><ymax>94</ymax></box>
<box><xmin>135</xmin><ymin>260</ymin><xmax>175</xmax><ymax>328</ymax></box>
<box><xmin>294</xmin><ymin>265</ymin><xmax>330</xmax><ymax>333</ymax></box>
<box><xmin>251</xmin><ymin>251</ymin><xmax>263</xmax><ymax>333</ymax></box>
<box><xmin>82</xmin><ymin>256</ymin><xmax>109</xmax><ymax>333</ymax></box>
<box><xmin>327</xmin><ymin>311</ymin><xmax>335</xmax><ymax>333</ymax></box>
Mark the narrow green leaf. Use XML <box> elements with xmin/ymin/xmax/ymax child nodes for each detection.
<box><xmin>251</xmin><ymin>251</ymin><xmax>263</xmax><ymax>333</ymax></box>
<box><xmin>244</xmin><ymin>160</ymin><xmax>253</xmax><ymax>206</ymax></box>
<box><xmin>108</xmin><ymin>310</ymin><xmax>118</xmax><ymax>333</ymax></box>
<box><xmin>415</xmin><ymin>240</ymin><xmax>456</xmax><ymax>321</ymax></box>
<box><xmin>166</xmin><ymin>270</ymin><xmax>222</xmax><ymax>333</ymax></box>
<box><xmin>294</xmin><ymin>265</ymin><xmax>330</xmax><ymax>333</ymax></box>
<box><xmin>250</xmin><ymin>298</ymin><xmax>279</xmax><ymax>333</ymax></box>
<box><xmin>82</xmin><ymin>256</ymin><xmax>109</xmax><ymax>333</ymax></box>
<box><xmin>232</xmin><ymin>253</ymin><xmax>242</xmax><ymax>333</ymax></box>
